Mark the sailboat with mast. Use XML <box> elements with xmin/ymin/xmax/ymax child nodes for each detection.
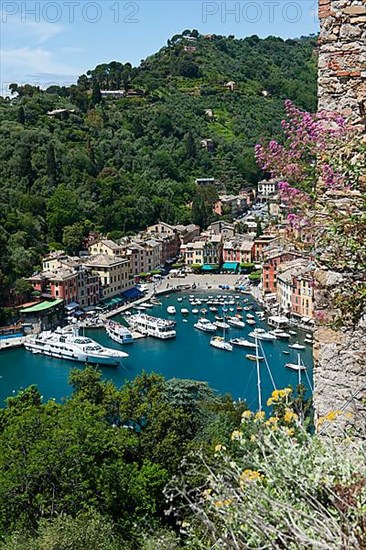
<box><xmin>210</xmin><ymin>312</ymin><xmax>233</xmax><ymax>351</ymax></box>
<box><xmin>247</xmin><ymin>334</ymin><xmax>278</xmax><ymax>412</ymax></box>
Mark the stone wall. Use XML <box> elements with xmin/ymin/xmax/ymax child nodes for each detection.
<box><xmin>314</xmin><ymin>0</ymin><xmax>366</xmax><ymax>436</ymax></box>
<box><xmin>318</xmin><ymin>0</ymin><xmax>366</xmax><ymax>129</ymax></box>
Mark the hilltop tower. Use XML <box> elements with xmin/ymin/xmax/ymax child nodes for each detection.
<box><xmin>314</xmin><ymin>0</ymin><xmax>366</xmax><ymax>435</ymax></box>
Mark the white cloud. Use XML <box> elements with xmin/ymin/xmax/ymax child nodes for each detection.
<box><xmin>0</xmin><ymin>10</ymin><xmax>64</xmax><ymax>44</ymax></box>
<box><xmin>1</xmin><ymin>47</ymin><xmax>77</xmax><ymax>75</ymax></box>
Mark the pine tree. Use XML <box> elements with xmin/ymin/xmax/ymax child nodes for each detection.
<box><xmin>91</xmin><ymin>81</ymin><xmax>102</xmax><ymax>106</ymax></box>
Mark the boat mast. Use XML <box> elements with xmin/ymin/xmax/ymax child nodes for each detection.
<box><xmin>255</xmin><ymin>335</ymin><xmax>262</xmax><ymax>411</ymax></box>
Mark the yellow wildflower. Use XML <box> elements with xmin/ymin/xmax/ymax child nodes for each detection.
<box><xmin>214</xmin><ymin>444</ymin><xmax>226</xmax><ymax>452</ymax></box>
<box><xmin>266</xmin><ymin>416</ymin><xmax>278</xmax><ymax>426</ymax></box>
<box><xmin>255</xmin><ymin>411</ymin><xmax>265</xmax><ymax>421</ymax></box>
<box><xmin>284</xmin><ymin>427</ymin><xmax>295</xmax><ymax>437</ymax></box>
<box><xmin>270</xmin><ymin>388</ymin><xmax>292</xmax><ymax>403</ymax></box>
<box><xmin>214</xmin><ymin>499</ymin><xmax>232</xmax><ymax>507</ymax></box>
<box><xmin>202</xmin><ymin>488</ymin><xmax>212</xmax><ymax>499</ymax></box>
<box><xmin>181</xmin><ymin>521</ymin><xmax>190</xmax><ymax>528</ymax></box>
<box><xmin>283</xmin><ymin>409</ymin><xmax>298</xmax><ymax>423</ymax></box>
<box><xmin>240</xmin><ymin>469</ymin><xmax>264</xmax><ymax>487</ymax></box>
<box><xmin>250</xmin><ymin>434</ymin><xmax>257</xmax><ymax>442</ymax></box>
<box><xmin>231</xmin><ymin>430</ymin><xmax>243</xmax><ymax>441</ymax></box>
<box><xmin>242</xmin><ymin>410</ymin><xmax>252</xmax><ymax>419</ymax></box>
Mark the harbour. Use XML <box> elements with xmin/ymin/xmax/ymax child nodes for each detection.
<box><xmin>0</xmin><ymin>290</ymin><xmax>313</xmax><ymax>410</ymax></box>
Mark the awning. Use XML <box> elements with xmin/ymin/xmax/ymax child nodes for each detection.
<box><xmin>65</xmin><ymin>301</ymin><xmax>79</xmax><ymax>311</ymax></box>
<box><xmin>122</xmin><ymin>287</ymin><xmax>143</xmax><ymax>300</ymax></box>
<box><xmin>74</xmin><ymin>310</ymin><xmax>84</xmax><ymax>317</ymax></box>
<box><xmin>222</xmin><ymin>262</ymin><xmax>239</xmax><ymax>271</ymax></box>
<box><xmin>202</xmin><ymin>264</ymin><xmax>218</xmax><ymax>272</ymax></box>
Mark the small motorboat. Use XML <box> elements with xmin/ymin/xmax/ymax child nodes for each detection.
<box><xmin>215</xmin><ymin>315</ymin><xmax>224</xmax><ymax>322</ymax></box>
<box><xmin>304</xmin><ymin>338</ymin><xmax>313</xmax><ymax>345</ymax></box>
<box><xmin>181</xmin><ymin>308</ymin><xmax>189</xmax><ymax>315</ymax></box>
<box><xmin>227</xmin><ymin>317</ymin><xmax>245</xmax><ymax>328</ymax></box>
<box><xmin>246</xmin><ymin>354</ymin><xmax>264</xmax><ymax>362</ymax></box>
<box><xmin>177</xmin><ymin>297</ymin><xmax>183</xmax><ymax>302</ymax></box>
<box><xmin>246</xmin><ymin>313</ymin><xmax>255</xmax><ymax>320</ymax></box>
<box><xmin>214</xmin><ymin>321</ymin><xmax>230</xmax><ymax>330</ymax></box>
<box><xmin>246</xmin><ymin>319</ymin><xmax>256</xmax><ymax>325</ymax></box>
<box><xmin>288</xmin><ymin>342</ymin><xmax>306</xmax><ymax>350</ymax></box>
<box><xmin>167</xmin><ymin>306</ymin><xmax>176</xmax><ymax>315</ymax></box>
<box><xmin>210</xmin><ymin>336</ymin><xmax>233</xmax><ymax>352</ymax></box>
<box><xmin>194</xmin><ymin>318</ymin><xmax>217</xmax><ymax>332</ymax></box>
<box><xmin>237</xmin><ymin>306</ymin><xmax>243</xmax><ymax>312</ymax></box>
<box><xmin>192</xmin><ymin>308</ymin><xmax>199</xmax><ymax>314</ymax></box>
<box><xmin>230</xmin><ymin>338</ymin><xmax>257</xmax><ymax>349</ymax></box>
<box><xmin>282</xmin><ymin>350</ymin><xmax>290</xmax><ymax>355</ymax></box>
<box><xmin>270</xmin><ymin>329</ymin><xmax>291</xmax><ymax>339</ymax></box>
<box><xmin>289</xmin><ymin>330</ymin><xmax>297</xmax><ymax>336</ymax></box>
<box><xmin>248</xmin><ymin>329</ymin><xmax>276</xmax><ymax>341</ymax></box>
<box><xmin>209</xmin><ymin>307</ymin><xmax>218</xmax><ymax>312</ymax></box>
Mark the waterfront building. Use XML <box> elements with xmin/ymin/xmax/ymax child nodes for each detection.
<box><xmin>28</xmin><ymin>268</ymin><xmax>79</xmax><ymax>305</ymax></box>
<box><xmin>222</xmin><ymin>237</ymin><xmax>254</xmax><ymax>264</ymax></box>
<box><xmin>262</xmin><ymin>251</ymin><xmax>301</xmax><ymax>294</ymax></box>
<box><xmin>83</xmin><ymin>254</ymin><xmax>133</xmax><ymax>298</ymax></box>
<box><xmin>75</xmin><ymin>266</ymin><xmax>100</xmax><ymax>308</ymax></box>
<box><xmin>20</xmin><ymin>299</ymin><xmax>64</xmax><ymax>333</ymax></box>
<box><xmin>88</xmin><ymin>239</ymin><xmax>124</xmax><ymax>257</ymax></box>
<box><xmin>181</xmin><ymin>234</ymin><xmax>222</xmax><ymax>266</ymax></box>
<box><xmin>252</xmin><ymin>234</ymin><xmax>277</xmax><ymax>262</ymax></box>
<box><xmin>276</xmin><ymin>259</ymin><xmax>314</xmax><ymax>318</ymax></box>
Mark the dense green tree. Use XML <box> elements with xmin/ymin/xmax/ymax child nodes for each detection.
<box><xmin>62</xmin><ymin>222</ymin><xmax>85</xmax><ymax>255</ymax></box>
<box><xmin>17</xmin><ymin>106</ymin><xmax>25</xmax><ymax>125</ymax></box>
<box><xmin>46</xmin><ymin>143</ymin><xmax>57</xmax><ymax>185</ymax></box>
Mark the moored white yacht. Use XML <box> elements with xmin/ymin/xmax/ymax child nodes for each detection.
<box><xmin>288</xmin><ymin>342</ymin><xmax>305</xmax><ymax>350</ymax></box>
<box><xmin>210</xmin><ymin>336</ymin><xmax>233</xmax><ymax>352</ymax></box>
<box><xmin>214</xmin><ymin>320</ymin><xmax>230</xmax><ymax>330</ymax></box>
<box><xmin>269</xmin><ymin>329</ymin><xmax>291</xmax><ymax>339</ymax></box>
<box><xmin>227</xmin><ymin>316</ymin><xmax>245</xmax><ymax>328</ymax></box>
<box><xmin>248</xmin><ymin>328</ymin><xmax>276</xmax><ymax>341</ymax></box>
<box><xmin>128</xmin><ymin>314</ymin><xmax>176</xmax><ymax>339</ymax></box>
<box><xmin>230</xmin><ymin>338</ymin><xmax>257</xmax><ymax>349</ymax></box>
<box><xmin>24</xmin><ymin>327</ymin><xmax>128</xmax><ymax>367</ymax></box>
<box><xmin>167</xmin><ymin>306</ymin><xmax>176</xmax><ymax>314</ymax></box>
<box><xmin>106</xmin><ymin>320</ymin><xmax>134</xmax><ymax>345</ymax></box>
<box><xmin>194</xmin><ymin>318</ymin><xmax>217</xmax><ymax>333</ymax></box>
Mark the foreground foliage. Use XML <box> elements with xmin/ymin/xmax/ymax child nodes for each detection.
<box><xmin>0</xmin><ymin>368</ymin><xmax>245</xmax><ymax>548</ymax></box>
<box><xmin>173</xmin><ymin>390</ymin><xmax>366</xmax><ymax>549</ymax></box>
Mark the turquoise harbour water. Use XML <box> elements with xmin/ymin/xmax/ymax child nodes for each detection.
<box><xmin>0</xmin><ymin>293</ymin><xmax>313</xmax><ymax>409</ymax></box>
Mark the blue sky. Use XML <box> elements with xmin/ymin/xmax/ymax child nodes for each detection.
<box><xmin>1</xmin><ymin>1</ymin><xmax>319</xmax><ymax>95</ymax></box>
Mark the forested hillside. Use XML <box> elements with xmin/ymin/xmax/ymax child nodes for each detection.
<box><xmin>0</xmin><ymin>31</ymin><xmax>317</xmax><ymax>302</ymax></box>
